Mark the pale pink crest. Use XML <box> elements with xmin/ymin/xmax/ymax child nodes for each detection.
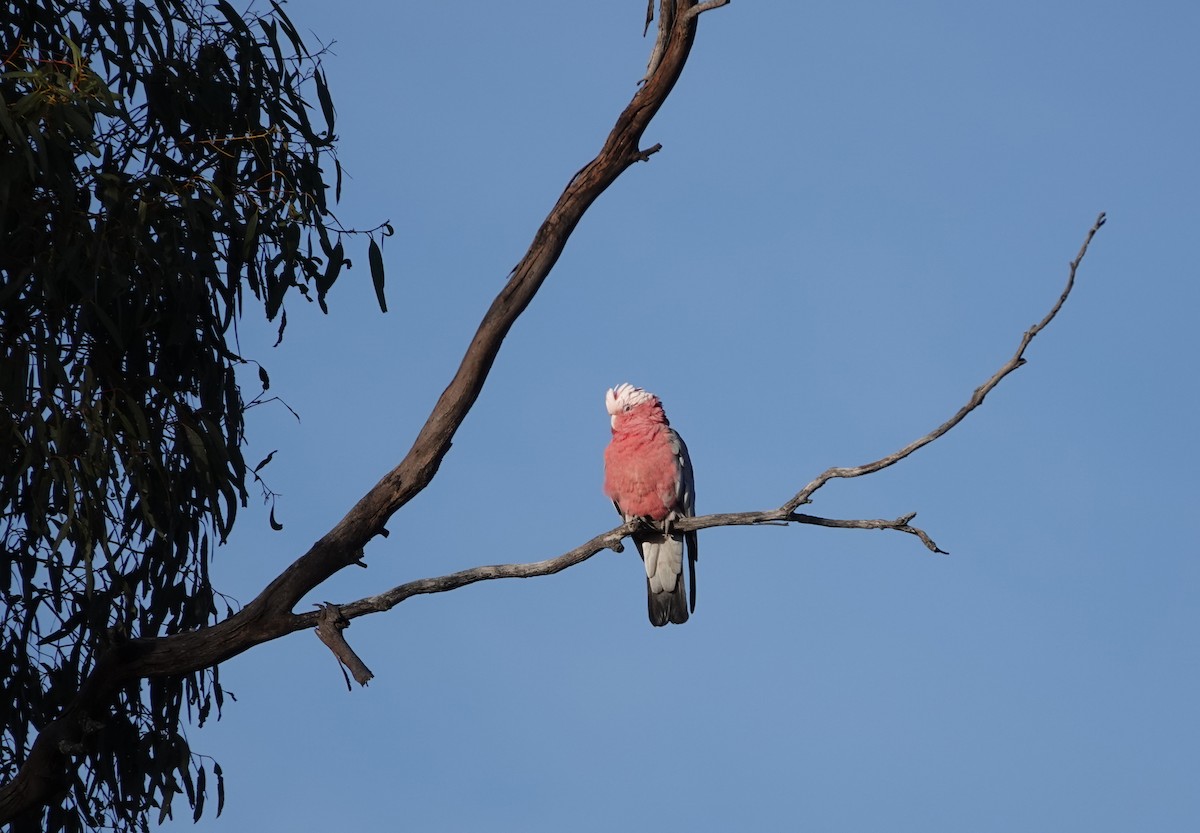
<box><xmin>605</xmin><ymin>382</ymin><xmax>656</xmax><ymax>417</ymax></box>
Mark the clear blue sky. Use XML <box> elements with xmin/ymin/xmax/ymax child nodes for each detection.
<box><xmin>180</xmin><ymin>2</ymin><xmax>1198</xmax><ymax>830</ymax></box>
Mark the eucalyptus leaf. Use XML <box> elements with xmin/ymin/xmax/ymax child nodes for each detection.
<box><xmin>1</xmin><ymin>2</ymin><xmax>384</xmax><ymax>829</ymax></box>
<box><xmin>369</xmin><ymin>236</ymin><xmax>387</xmax><ymax>313</ymax></box>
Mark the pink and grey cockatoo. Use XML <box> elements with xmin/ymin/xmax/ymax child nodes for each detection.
<box><xmin>603</xmin><ymin>383</ymin><xmax>697</xmax><ymax>626</ymax></box>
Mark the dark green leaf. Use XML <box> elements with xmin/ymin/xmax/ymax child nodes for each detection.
<box><xmin>212</xmin><ymin>761</ymin><xmax>225</xmax><ymax>816</ymax></box>
<box><xmin>315</xmin><ymin>69</ymin><xmax>335</xmax><ymax>132</ymax></box>
<box><xmin>37</xmin><ymin>611</ymin><xmax>85</xmax><ymax>645</ymax></box>
<box><xmin>0</xmin><ymin>2</ymin><xmax>385</xmax><ymax>828</ymax></box>
<box><xmin>193</xmin><ymin>765</ymin><xmax>206</xmax><ymax>822</ymax></box>
<box><xmin>242</xmin><ymin>210</ymin><xmax>259</xmax><ymax>259</ymax></box>
<box><xmin>274</xmin><ymin>307</ymin><xmax>288</xmax><ymax>347</ymax></box>
<box><xmin>368</xmin><ymin>237</ymin><xmax>387</xmax><ymax>313</ymax></box>
<box><xmin>317</xmin><ymin>239</ymin><xmax>344</xmax><ymax>313</ymax></box>
<box><xmin>253</xmin><ymin>450</ymin><xmax>276</xmax><ymax>473</ymax></box>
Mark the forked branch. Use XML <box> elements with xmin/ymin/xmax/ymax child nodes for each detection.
<box><xmin>0</xmin><ymin>3</ymin><xmax>729</xmax><ymax>822</ymax></box>
<box><xmin>781</xmin><ymin>212</ymin><xmax>1108</xmax><ymax>513</ymax></box>
<box><xmin>301</xmin><ymin>212</ymin><xmax>1107</xmax><ymax>628</ymax></box>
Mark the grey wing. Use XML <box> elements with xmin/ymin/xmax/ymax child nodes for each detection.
<box><xmin>669</xmin><ymin>428</ymin><xmax>696</xmax><ymax>518</ymax></box>
<box><xmin>668</xmin><ymin>428</ymin><xmax>698</xmax><ymax>614</ymax></box>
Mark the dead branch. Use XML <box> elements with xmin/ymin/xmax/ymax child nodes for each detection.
<box><xmin>299</xmin><ymin>213</ymin><xmax>1106</xmax><ymax>623</ymax></box>
<box><xmin>315</xmin><ymin>604</ymin><xmax>374</xmax><ymax>688</ymax></box>
<box><xmin>0</xmin><ymin>3</ymin><xmax>726</xmax><ymax>821</ymax></box>
<box><xmin>780</xmin><ymin>211</ymin><xmax>1108</xmax><ymax>514</ymax></box>
<box><xmin>645</xmin><ymin>1</ymin><xmax>729</xmax><ymax>81</ymax></box>
<box><xmin>244</xmin><ymin>0</ymin><xmax>727</xmax><ymax>620</ymax></box>
<box><xmin>290</xmin><ymin>509</ymin><xmax>940</xmax><ymax>629</ymax></box>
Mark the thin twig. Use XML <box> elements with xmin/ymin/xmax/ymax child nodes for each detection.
<box><xmin>685</xmin><ymin>1</ymin><xmax>731</xmax><ymax>22</ymax></box>
<box><xmin>780</xmin><ymin>211</ymin><xmax>1107</xmax><ymax>514</ymax></box>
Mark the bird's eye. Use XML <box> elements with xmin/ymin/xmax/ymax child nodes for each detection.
<box><xmin>623</xmin><ymin>405</ymin><xmax>632</xmax><ymax>412</ymax></box>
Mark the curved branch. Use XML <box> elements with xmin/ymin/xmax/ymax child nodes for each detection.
<box><xmin>0</xmin><ymin>4</ymin><xmax>725</xmax><ymax>823</ymax></box>
<box><xmin>294</xmin><ymin>508</ymin><xmax>942</xmax><ymax>628</ymax></box>
<box><xmin>310</xmin><ymin>525</ymin><xmax>635</xmax><ymax>624</ymax></box>
<box><xmin>780</xmin><ymin>211</ymin><xmax>1107</xmax><ymax>514</ymax></box>
<box><xmin>303</xmin><ymin>213</ymin><xmax>1107</xmax><ymax>620</ymax></box>
<box><xmin>253</xmin><ymin>0</ymin><xmax>723</xmax><ymax>617</ymax></box>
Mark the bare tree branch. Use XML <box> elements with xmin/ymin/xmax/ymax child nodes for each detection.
<box><xmin>686</xmin><ymin>1</ymin><xmax>732</xmax><ymax>21</ymax></box>
<box><xmin>288</xmin><ymin>509</ymin><xmax>942</xmax><ymax>630</ymax></box>
<box><xmin>0</xmin><ymin>2</ymin><xmax>727</xmax><ymax>821</ymax></box>
<box><xmin>780</xmin><ymin>211</ymin><xmax>1108</xmax><ymax>514</ymax></box>
<box><xmin>315</xmin><ymin>604</ymin><xmax>374</xmax><ymax>688</ymax></box>
<box><xmin>645</xmin><ymin>0</ymin><xmax>726</xmax><ymax>82</ymax></box>
<box><xmin>247</xmin><ymin>0</ymin><xmax>726</xmax><ymax>620</ymax></box>
<box><xmin>314</xmin><ymin>526</ymin><xmax>636</xmax><ymax>624</ymax></box>
<box><xmin>298</xmin><ymin>212</ymin><xmax>1108</xmax><ymax>621</ymax></box>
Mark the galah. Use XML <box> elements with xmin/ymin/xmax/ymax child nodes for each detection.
<box><xmin>603</xmin><ymin>383</ymin><xmax>697</xmax><ymax>626</ymax></box>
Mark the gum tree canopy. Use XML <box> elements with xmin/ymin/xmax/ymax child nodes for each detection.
<box><xmin>0</xmin><ymin>1</ymin><xmax>381</xmax><ymax>829</ymax></box>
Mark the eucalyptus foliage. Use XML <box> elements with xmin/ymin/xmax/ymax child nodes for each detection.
<box><xmin>0</xmin><ymin>1</ymin><xmax>381</xmax><ymax>829</ymax></box>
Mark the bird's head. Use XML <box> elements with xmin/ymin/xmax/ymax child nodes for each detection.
<box><xmin>605</xmin><ymin>383</ymin><xmax>661</xmax><ymax>429</ymax></box>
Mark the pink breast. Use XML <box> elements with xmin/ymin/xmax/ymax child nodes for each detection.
<box><xmin>604</xmin><ymin>436</ymin><xmax>677</xmax><ymax>520</ymax></box>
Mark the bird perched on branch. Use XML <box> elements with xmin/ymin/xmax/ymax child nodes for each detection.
<box><xmin>603</xmin><ymin>383</ymin><xmax>697</xmax><ymax>626</ymax></box>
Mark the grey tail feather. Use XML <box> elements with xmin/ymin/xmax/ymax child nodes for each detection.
<box><xmin>646</xmin><ymin>575</ymin><xmax>688</xmax><ymax>627</ymax></box>
<box><xmin>686</xmin><ymin>529</ymin><xmax>698</xmax><ymax>614</ymax></box>
<box><xmin>636</xmin><ymin>527</ymin><xmax>692</xmax><ymax>627</ymax></box>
